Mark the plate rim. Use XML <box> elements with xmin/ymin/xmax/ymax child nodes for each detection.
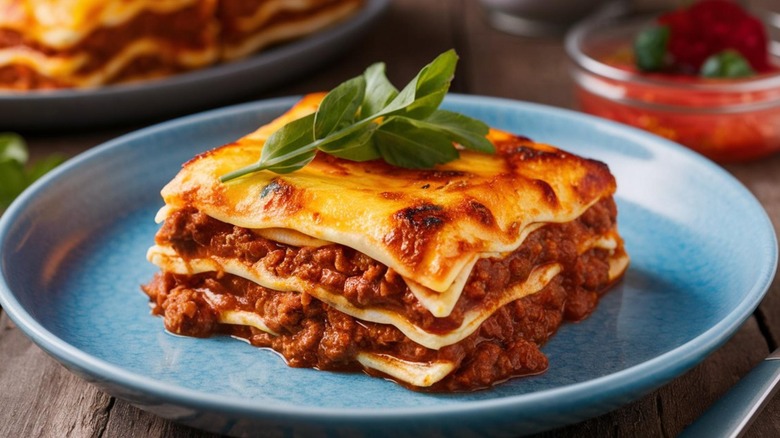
<box><xmin>0</xmin><ymin>94</ymin><xmax>777</xmax><ymax>421</ymax></box>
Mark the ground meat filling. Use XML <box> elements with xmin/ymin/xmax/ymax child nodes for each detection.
<box><xmin>143</xmin><ymin>269</ymin><xmax>585</xmax><ymax>391</ymax></box>
<box><xmin>143</xmin><ymin>199</ymin><xmax>619</xmax><ymax>391</ymax></box>
<box><xmin>153</xmin><ymin>198</ymin><xmax>617</xmax><ymax>333</ymax></box>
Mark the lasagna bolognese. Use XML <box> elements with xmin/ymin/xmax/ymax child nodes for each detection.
<box><xmin>0</xmin><ymin>0</ymin><xmax>362</xmax><ymax>90</ymax></box>
<box><xmin>142</xmin><ymin>94</ymin><xmax>629</xmax><ymax>391</ymax></box>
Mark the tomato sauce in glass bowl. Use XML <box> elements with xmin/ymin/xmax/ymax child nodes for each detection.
<box><xmin>565</xmin><ymin>14</ymin><xmax>780</xmax><ymax>163</ymax></box>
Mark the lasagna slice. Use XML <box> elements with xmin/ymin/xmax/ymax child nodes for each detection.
<box><xmin>142</xmin><ymin>94</ymin><xmax>629</xmax><ymax>391</ymax></box>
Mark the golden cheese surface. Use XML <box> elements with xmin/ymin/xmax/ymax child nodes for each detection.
<box><xmin>160</xmin><ymin>93</ymin><xmax>617</xmax><ymax>293</ymax></box>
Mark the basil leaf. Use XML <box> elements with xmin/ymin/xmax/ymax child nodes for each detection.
<box><xmin>420</xmin><ymin>110</ymin><xmax>494</xmax><ymax>153</ymax></box>
<box><xmin>634</xmin><ymin>25</ymin><xmax>670</xmax><ymax>72</ymax></box>
<box><xmin>261</xmin><ymin>113</ymin><xmax>316</xmax><ymax>165</ymax></box>
<box><xmin>700</xmin><ymin>50</ymin><xmax>755</xmax><ymax>78</ymax></box>
<box><xmin>361</xmin><ymin>63</ymin><xmax>398</xmax><ymax>118</ymax></box>
<box><xmin>318</xmin><ymin>123</ymin><xmax>380</xmax><ymax>161</ymax></box>
<box><xmin>0</xmin><ymin>132</ymin><xmax>28</xmax><ymax>164</ymax></box>
<box><xmin>0</xmin><ymin>159</ymin><xmax>26</xmax><ymax>210</ymax></box>
<box><xmin>374</xmin><ymin>117</ymin><xmax>459</xmax><ymax>169</ymax></box>
<box><xmin>314</xmin><ymin>75</ymin><xmax>365</xmax><ymax>138</ymax></box>
<box><xmin>404</xmin><ymin>49</ymin><xmax>457</xmax><ymax>119</ymax></box>
<box><xmin>221</xmin><ymin>114</ymin><xmax>317</xmax><ymax>180</ymax></box>
<box><xmin>378</xmin><ymin>49</ymin><xmax>458</xmax><ymax>119</ymax></box>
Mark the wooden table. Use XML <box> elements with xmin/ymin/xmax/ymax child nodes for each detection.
<box><xmin>2</xmin><ymin>1</ymin><xmax>779</xmax><ymax>436</ymax></box>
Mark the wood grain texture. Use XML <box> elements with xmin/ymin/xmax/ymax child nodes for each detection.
<box><xmin>0</xmin><ymin>313</ymin><xmax>112</xmax><ymax>438</ymax></box>
<box><xmin>2</xmin><ymin>0</ymin><xmax>780</xmax><ymax>436</ymax></box>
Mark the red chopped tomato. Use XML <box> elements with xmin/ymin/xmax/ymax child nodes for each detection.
<box><xmin>658</xmin><ymin>0</ymin><xmax>772</xmax><ymax>73</ymax></box>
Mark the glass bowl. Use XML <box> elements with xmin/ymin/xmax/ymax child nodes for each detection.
<box><xmin>565</xmin><ymin>14</ymin><xmax>780</xmax><ymax>163</ymax></box>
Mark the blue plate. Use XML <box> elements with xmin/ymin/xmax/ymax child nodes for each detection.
<box><xmin>0</xmin><ymin>95</ymin><xmax>776</xmax><ymax>436</ymax></box>
<box><xmin>0</xmin><ymin>0</ymin><xmax>388</xmax><ymax>131</ymax></box>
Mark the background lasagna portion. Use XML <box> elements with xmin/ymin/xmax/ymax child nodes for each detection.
<box><xmin>0</xmin><ymin>0</ymin><xmax>363</xmax><ymax>90</ymax></box>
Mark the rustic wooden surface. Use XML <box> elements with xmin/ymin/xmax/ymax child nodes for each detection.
<box><xmin>2</xmin><ymin>0</ymin><xmax>780</xmax><ymax>436</ymax></box>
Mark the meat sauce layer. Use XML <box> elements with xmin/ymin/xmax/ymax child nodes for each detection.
<box><xmin>143</xmin><ymin>199</ymin><xmax>619</xmax><ymax>391</ymax></box>
<box><xmin>154</xmin><ymin>198</ymin><xmax>617</xmax><ymax>332</ymax></box>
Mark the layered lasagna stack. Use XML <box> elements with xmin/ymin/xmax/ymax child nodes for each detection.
<box><xmin>0</xmin><ymin>0</ymin><xmax>362</xmax><ymax>90</ymax></box>
<box><xmin>142</xmin><ymin>94</ymin><xmax>629</xmax><ymax>391</ymax></box>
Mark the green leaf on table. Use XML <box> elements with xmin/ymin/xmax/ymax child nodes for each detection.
<box><xmin>634</xmin><ymin>25</ymin><xmax>670</xmax><ymax>72</ymax></box>
<box><xmin>0</xmin><ymin>133</ymin><xmax>66</xmax><ymax>212</ymax></box>
<box><xmin>220</xmin><ymin>49</ymin><xmax>494</xmax><ymax>181</ymax></box>
<box><xmin>0</xmin><ymin>132</ymin><xmax>28</xmax><ymax>164</ymax></box>
<box><xmin>700</xmin><ymin>50</ymin><xmax>755</xmax><ymax>78</ymax></box>
<box><xmin>0</xmin><ymin>159</ymin><xmax>26</xmax><ymax>210</ymax></box>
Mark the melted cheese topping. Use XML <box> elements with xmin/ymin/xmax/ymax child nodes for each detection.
<box><xmin>161</xmin><ymin>94</ymin><xmax>617</xmax><ymax>294</ymax></box>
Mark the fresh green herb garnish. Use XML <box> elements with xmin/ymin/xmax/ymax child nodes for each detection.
<box><xmin>634</xmin><ymin>25</ymin><xmax>670</xmax><ymax>72</ymax></box>
<box><xmin>0</xmin><ymin>133</ymin><xmax>66</xmax><ymax>212</ymax></box>
<box><xmin>220</xmin><ymin>49</ymin><xmax>494</xmax><ymax>181</ymax></box>
<box><xmin>700</xmin><ymin>50</ymin><xmax>755</xmax><ymax>78</ymax></box>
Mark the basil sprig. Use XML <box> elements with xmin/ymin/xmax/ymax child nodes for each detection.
<box><xmin>0</xmin><ymin>133</ymin><xmax>66</xmax><ymax>212</ymax></box>
<box><xmin>220</xmin><ymin>49</ymin><xmax>494</xmax><ymax>181</ymax></box>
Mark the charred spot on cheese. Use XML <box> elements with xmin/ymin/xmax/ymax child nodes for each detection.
<box><xmin>572</xmin><ymin>161</ymin><xmax>615</xmax><ymax>200</ymax></box>
<box><xmin>531</xmin><ymin>179</ymin><xmax>559</xmax><ymax>207</ymax></box>
<box><xmin>260</xmin><ymin>178</ymin><xmax>304</xmax><ymax>215</ymax></box>
<box><xmin>396</xmin><ymin>203</ymin><xmax>447</xmax><ymax>229</ymax></box>
<box><xmin>461</xmin><ymin>199</ymin><xmax>496</xmax><ymax>227</ymax></box>
<box><xmin>260</xmin><ymin>179</ymin><xmax>283</xmax><ymax>198</ymax></box>
<box><xmin>143</xmin><ymin>93</ymin><xmax>629</xmax><ymax>392</ymax></box>
<box><xmin>507</xmin><ymin>145</ymin><xmax>566</xmax><ymax>162</ymax></box>
<box><xmin>383</xmin><ymin>203</ymin><xmax>448</xmax><ymax>266</ymax></box>
<box><xmin>491</xmin><ymin>134</ymin><xmax>534</xmax><ymax>154</ymax></box>
<box><xmin>423</xmin><ymin>170</ymin><xmax>469</xmax><ymax>180</ymax></box>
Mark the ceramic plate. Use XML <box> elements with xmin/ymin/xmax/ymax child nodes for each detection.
<box><xmin>0</xmin><ymin>0</ymin><xmax>388</xmax><ymax>131</ymax></box>
<box><xmin>0</xmin><ymin>95</ymin><xmax>776</xmax><ymax>437</ymax></box>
